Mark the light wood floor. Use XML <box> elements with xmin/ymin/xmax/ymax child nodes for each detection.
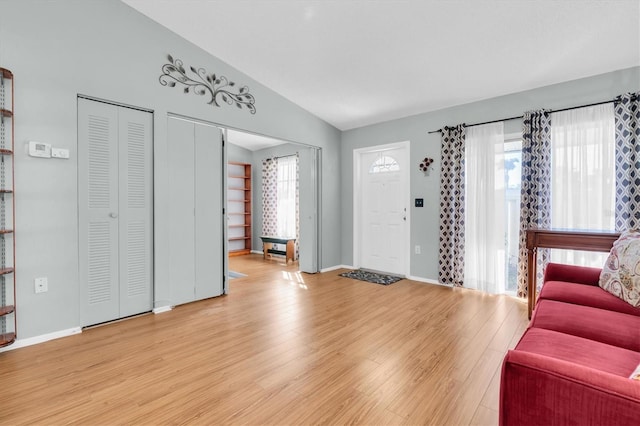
<box><xmin>0</xmin><ymin>254</ymin><xmax>529</xmax><ymax>425</ymax></box>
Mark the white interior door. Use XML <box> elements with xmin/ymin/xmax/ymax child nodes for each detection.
<box><xmin>356</xmin><ymin>143</ymin><xmax>409</xmax><ymax>276</ymax></box>
<box><xmin>79</xmin><ymin>98</ymin><xmax>153</xmax><ymax>326</ymax></box>
<box><xmin>195</xmin><ymin>124</ymin><xmax>223</xmax><ymax>299</ymax></box>
<box><xmin>168</xmin><ymin>116</ymin><xmax>224</xmax><ymax>305</ymax></box>
<box><xmin>298</xmin><ymin>146</ymin><xmax>321</xmax><ymax>273</ymax></box>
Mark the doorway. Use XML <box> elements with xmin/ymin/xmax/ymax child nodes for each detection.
<box><xmin>78</xmin><ymin>97</ymin><xmax>153</xmax><ymax>327</ymax></box>
<box><xmin>225</xmin><ymin>129</ymin><xmax>321</xmax><ymax>275</ymax></box>
<box><xmin>354</xmin><ymin>141</ymin><xmax>410</xmax><ymax>276</ymax></box>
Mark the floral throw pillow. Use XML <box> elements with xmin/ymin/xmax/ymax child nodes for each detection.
<box><xmin>599</xmin><ymin>230</ymin><xmax>640</xmax><ymax>307</ymax></box>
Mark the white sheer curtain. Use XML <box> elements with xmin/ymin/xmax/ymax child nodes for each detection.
<box><xmin>276</xmin><ymin>155</ymin><xmax>297</xmax><ymax>238</ymax></box>
<box><xmin>465</xmin><ymin>122</ymin><xmax>506</xmax><ymax>294</ymax></box>
<box><xmin>551</xmin><ymin>104</ymin><xmax>615</xmax><ymax>267</ymax></box>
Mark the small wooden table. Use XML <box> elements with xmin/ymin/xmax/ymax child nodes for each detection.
<box><xmin>526</xmin><ymin>228</ymin><xmax>620</xmax><ymax>319</ymax></box>
<box><xmin>260</xmin><ymin>236</ymin><xmax>296</xmax><ymax>263</ymax></box>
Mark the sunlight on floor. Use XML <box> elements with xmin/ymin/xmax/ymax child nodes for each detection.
<box><xmin>281</xmin><ymin>271</ymin><xmax>308</xmax><ymax>289</ymax></box>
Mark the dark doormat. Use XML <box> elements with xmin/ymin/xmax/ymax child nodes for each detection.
<box><xmin>339</xmin><ymin>269</ymin><xmax>403</xmax><ymax>285</ymax></box>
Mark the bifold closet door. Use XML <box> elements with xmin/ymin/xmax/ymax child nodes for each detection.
<box><xmin>78</xmin><ymin>98</ymin><xmax>152</xmax><ymax>327</ymax></box>
<box><xmin>167</xmin><ymin>117</ymin><xmax>223</xmax><ymax>306</ymax></box>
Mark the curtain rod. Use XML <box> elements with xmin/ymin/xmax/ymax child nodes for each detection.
<box><xmin>427</xmin><ymin>96</ymin><xmax>624</xmax><ymax>134</ymax></box>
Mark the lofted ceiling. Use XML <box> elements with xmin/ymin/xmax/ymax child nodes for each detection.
<box><xmin>123</xmin><ymin>0</ymin><xmax>640</xmax><ymax>131</ymax></box>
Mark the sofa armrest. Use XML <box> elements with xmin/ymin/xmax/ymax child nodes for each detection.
<box><xmin>500</xmin><ymin>350</ymin><xmax>640</xmax><ymax>426</ymax></box>
<box><xmin>543</xmin><ymin>262</ymin><xmax>602</xmax><ymax>287</ymax></box>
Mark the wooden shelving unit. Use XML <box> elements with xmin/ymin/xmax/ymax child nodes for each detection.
<box><xmin>0</xmin><ymin>67</ymin><xmax>15</xmax><ymax>348</ymax></box>
<box><xmin>227</xmin><ymin>162</ymin><xmax>252</xmax><ymax>256</ymax></box>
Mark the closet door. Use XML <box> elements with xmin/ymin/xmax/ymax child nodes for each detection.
<box><xmin>118</xmin><ymin>107</ymin><xmax>153</xmax><ymax>317</ymax></box>
<box><xmin>79</xmin><ymin>99</ymin><xmax>153</xmax><ymax>326</ymax></box>
<box><xmin>195</xmin><ymin>124</ymin><xmax>223</xmax><ymax>299</ymax></box>
<box><xmin>167</xmin><ymin>117</ymin><xmax>196</xmax><ymax>305</ymax></box>
<box><xmin>79</xmin><ymin>99</ymin><xmax>120</xmax><ymax>325</ymax></box>
<box><xmin>167</xmin><ymin>117</ymin><xmax>224</xmax><ymax>305</ymax></box>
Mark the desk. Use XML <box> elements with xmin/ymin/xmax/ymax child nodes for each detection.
<box><xmin>260</xmin><ymin>236</ymin><xmax>296</xmax><ymax>263</ymax></box>
<box><xmin>526</xmin><ymin>228</ymin><xmax>619</xmax><ymax>319</ymax></box>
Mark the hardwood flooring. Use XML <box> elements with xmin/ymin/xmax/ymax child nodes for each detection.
<box><xmin>0</xmin><ymin>255</ymin><xmax>529</xmax><ymax>425</ymax></box>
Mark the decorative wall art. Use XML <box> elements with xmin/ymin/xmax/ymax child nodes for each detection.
<box><xmin>159</xmin><ymin>54</ymin><xmax>256</xmax><ymax>114</ymax></box>
<box><xmin>419</xmin><ymin>157</ymin><xmax>434</xmax><ymax>175</ymax></box>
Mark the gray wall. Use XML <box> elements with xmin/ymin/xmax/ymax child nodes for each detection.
<box><xmin>341</xmin><ymin>66</ymin><xmax>640</xmax><ymax>281</ymax></box>
<box><xmin>0</xmin><ymin>0</ymin><xmax>341</xmax><ymax>340</ymax></box>
<box><xmin>227</xmin><ymin>143</ymin><xmax>253</xmax><ymax>164</ymax></box>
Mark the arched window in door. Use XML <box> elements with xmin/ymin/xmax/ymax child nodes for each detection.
<box><xmin>369</xmin><ymin>155</ymin><xmax>399</xmax><ymax>173</ymax></box>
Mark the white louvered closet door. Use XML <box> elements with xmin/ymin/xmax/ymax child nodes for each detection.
<box><xmin>78</xmin><ymin>98</ymin><xmax>152</xmax><ymax>326</ymax></box>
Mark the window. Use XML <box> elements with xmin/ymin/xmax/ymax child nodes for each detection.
<box><xmin>369</xmin><ymin>155</ymin><xmax>399</xmax><ymax>173</ymax></box>
<box><xmin>276</xmin><ymin>155</ymin><xmax>298</xmax><ymax>238</ymax></box>
<box><xmin>550</xmin><ymin>103</ymin><xmax>615</xmax><ymax>267</ymax></box>
<box><xmin>504</xmin><ymin>138</ymin><xmax>522</xmax><ymax>293</ymax></box>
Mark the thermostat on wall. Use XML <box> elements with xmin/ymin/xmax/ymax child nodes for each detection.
<box><xmin>28</xmin><ymin>141</ymin><xmax>52</xmax><ymax>158</ymax></box>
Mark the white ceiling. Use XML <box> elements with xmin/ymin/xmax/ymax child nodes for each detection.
<box><xmin>123</xmin><ymin>0</ymin><xmax>640</xmax><ymax>131</ymax></box>
<box><xmin>226</xmin><ymin>128</ymin><xmax>287</xmax><ymax>151</ymax></box>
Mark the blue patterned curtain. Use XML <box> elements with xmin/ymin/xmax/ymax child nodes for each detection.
<box><xmin>439</xmin><ymin>125</ymin><xmax>466</xmax><ymax>287</ymax></box>
<box><xmin>614</xmin><ymin>92</ymin><xmax>640</xmax><ymax>231</ymax></box>
<box><xmin>517</xmin><ymin>110</ymin><xmax>552</xmax><ymax>298</ymax></box>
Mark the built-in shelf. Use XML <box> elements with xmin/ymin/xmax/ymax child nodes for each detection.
<box><xmin>0</xmin><ymin>66</ymin><xmax>15</xmax><ymax>347</ymax></box>
<box><xmin>0</xmin><ymin>305</ymin><xmax>14</xmax><ymax>317</ymax></box>
<box><xmin>228</xmin><ymin>162</ymin><xmax>252</xmax><ymax>256</ymax></box>
<box><xmin>0</xmin><ymin>267</ymin><xmax>14</xmax><ymax>276</ymax></box>
<box><xmin>0</xmin><ymin>332</ymin><xmax>16</xmax><ymax>348</ymax></box>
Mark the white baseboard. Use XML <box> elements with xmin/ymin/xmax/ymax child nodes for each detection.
<box><xmin>408</xmin><ymin>275</ymin><xmax>448</xmax><ymax>286</ymax></box>
<box><xmin>320</xmin><ymin>264</ymin><xmax>354</xmax><ymax>273</ymax></box>
<box><xmin>0</xmin><ymin>327</ymin><xmax>82</xmax><ymax>353</ymax></box>
<box><xmin>251</xmin><ymin>250</ymin><xmax>263</xmax><ymax>255</ymax></box>
<box><xmin>153</xmin><ymin>305</ymin><xmax>173</xmax><ymax>314</ymax></box>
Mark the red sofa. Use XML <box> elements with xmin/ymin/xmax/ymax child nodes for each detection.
<box><xmin>500</xmin><ymin>263</ymin><xmax>640</xmax><ymax>425</ymax></box>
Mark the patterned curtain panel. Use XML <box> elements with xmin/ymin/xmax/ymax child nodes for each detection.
<box><xmin>262</xmin><ymin>158</ymin><xmax>278</xmax><ymax>237</ymax></box>
<box><xmin>262</xmin><ymin>155</ymin><xmax>300</xmax><ymax>259</ymax></box>
<box><xmin>438</xmin><ymin>124</ymin><xmax>466</xmax><ymax>287</ymax></box>
<box><xmin>614</xmin><ymin>92</ymin><xmax>640</xmax><ymax>231</ymax></box>
<box><xmin>517</xmin><ymin>110</ymin><xmax>552</xmax><ymax>298</ymax></box>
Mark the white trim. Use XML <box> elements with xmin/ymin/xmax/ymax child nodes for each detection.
<box><xmin>320</xmin><ymin>264</ymin><xmax>354</xmax><ymax>273</ymax></box>
<box><xmin>0</xmin><ymin>327</ymin><xmax>82</xmax><ymax>353</ymax></box>
<box><xmin>251</xmin><ymin>250</ymin><xmax>263</xmax><ymax>255</ymax></box>
<box><xmin>353</xmin><ymin>141</ymin><xmax>411</xmax><ymax>277</ymax></box>
<box><xmin>153</xmin><ymin>305</ymin><xmax>173</xmax><ymax>314</ymax></box>
<box><xmin>407</xmin><ymin>275</ymin><xmax>450</xmax><ymax>287</ymax></box>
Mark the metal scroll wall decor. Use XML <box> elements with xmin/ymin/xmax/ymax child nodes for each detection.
<box><xmin>159</xmin><ymin>54</ymin><xmax>256</xmax><ymax>114</ymax></box>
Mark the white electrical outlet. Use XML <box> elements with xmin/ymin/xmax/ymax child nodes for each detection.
<box><xmin>415</xmin><ymin>245</ymin><xmax>421</xmax><ymax>254</ymax></box>
<box><xmin>35</xmin><ymin>277</ymin><xmax>48</xmax><ymax>293</ymax></box>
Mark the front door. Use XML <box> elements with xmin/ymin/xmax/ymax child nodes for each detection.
<box><xmin>356</xmin><ymin>142</ymin><xmax>409</xmax><ymax>276</ymax></box>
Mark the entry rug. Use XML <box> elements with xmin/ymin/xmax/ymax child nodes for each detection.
<box><xmin>339</xmin><ymin>269</ymin><xmax>403</xmax><ymax>286</ymax></box>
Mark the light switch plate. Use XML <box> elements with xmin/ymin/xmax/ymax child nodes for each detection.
<box><xmin>51</xmin><ymin>148</ymin><xmax>70</xmax><ymax>159</ymax></box>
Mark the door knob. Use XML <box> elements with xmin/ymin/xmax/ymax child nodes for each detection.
<box><xmin>109</xmin><ymin>212</ymin><xmax>118</xmax><ymax>218</ymax></box>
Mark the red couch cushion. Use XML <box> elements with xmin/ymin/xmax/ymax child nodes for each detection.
<box><xmin>515</xmin><ymin>327</ymin><xmax>640</xmax><ymax>377</ymax></box>
<box><xmin>531</xmin><ymin>299</ymin><xmax>640</xmax><ymax>352</ymax></box>
<box><xmin>539</xmin><ymin>280</ymin><xmax>640</xmax><ymax>317</ymax></box>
